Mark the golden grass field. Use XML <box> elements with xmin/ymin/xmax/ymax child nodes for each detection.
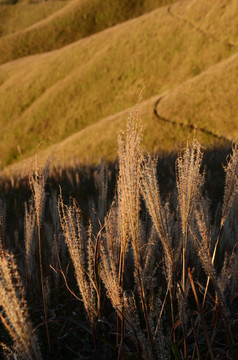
<box><xmin>0</xmin><ymin>2</ymin><xmax>238</xmax><ymax>358</ymax></box>
<box><xmin>0</xmin><ymin>0</ymin><xmax>237</xmax><ymax>173</ymax></box>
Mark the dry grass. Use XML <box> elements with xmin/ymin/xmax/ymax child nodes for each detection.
<box><xmin>155</xmin><ymin>52</ymin><xmax>238</xmax><ymax>140</ymax></box>
<box><xmin>0</xmin><ymin>111</ymin><xmax>237</xmax><ymax>358</ymax></box>
<box><xmin>0</xmin><ymin>0</ymin><xmax>67</xmax><ymax>38</ymax></box>
<box><xmin>0</xmin><ymin>0</ymin><xmax>178</xmax><ymax>63</ymax></box>
<box><xmin>0</xmin><ymin>245</ymin><xmax>42</xmax><ymax>360</ymax></box>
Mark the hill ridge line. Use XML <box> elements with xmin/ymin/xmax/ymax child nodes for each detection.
<box><xmin>8</xmin><ymin>46</ymin><xmax>110</xmax><ymax>122</ymax></box>
<box><xmin>0</xmin><ymin>0</ymin><xmax>168</xmax><ymax>63</ymax></box>
<box><xmin>0</xmin><ymin>0</ymin><xmax>79</xmax><ymax>40</ymax></box>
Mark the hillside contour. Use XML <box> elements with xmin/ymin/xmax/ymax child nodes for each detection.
<box><xmin>0</xmin><ymin>0</ymin><xmax>238</xmax><ymax>173</ymax></box>
<box><xmin>3</xmin><ymin>50</ymin><xmax>237</xmax><ymax>176</ymax></box>
<box><xmin>0</xmin><ymin>0</ymin><xmax>178</xmax><ymax>63</ymax></box>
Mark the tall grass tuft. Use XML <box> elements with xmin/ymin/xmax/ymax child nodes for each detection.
<box><xmin>24</xmin><ymin>200</ymin><xmax>36</xmax><ymax>293</ymax></box>
<box><xmin>29</xmin><ymin>159</ymin><xmax>50</xmax><ymax>349</ymax></box>
<box><xmin>140</xmin><ymin>154</ymin><xmax>174</xmax><ymax>289</ymax></box>
<box><xmin>58</xmin><ymin>194</ymin><xmax>98</xmax><ymax>330</ymax></box>
<box><xmin>175</xmin><ymin>140</ymin><xmax>205</xmax><ymax>355</ymax></box>
<box><xmin>0</xmin><ymin>111</ymin><xmax>238</xmax><ymax>359</ymax></box>
<box><xmin>221</xmin><ymin>140</ymin><xmax>238</xmax><ymax>227</ymax></box>
<box><xmin>176</xmin><ymin>139</ymin><xmax>204</xmax><ymax>291</ymax></box>
<box><xmin>0</xmin><ymin>244</ymin><xmax>42</xmax><ymax>360</ymax></box>
<box><xmin>117</xmin><ymin>108</ymin><xmax>158</xmax><ymax>359</ymax></box>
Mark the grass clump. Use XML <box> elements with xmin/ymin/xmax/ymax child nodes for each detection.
<box><xmin>0</xmin><ymin>245</ymin><xmax>42</xmax><ymax>360</ymax></box>
<box><xmin>0</xmin><ymin>111</ymin><xmax>237</xmax><ymax>359</ymax></box>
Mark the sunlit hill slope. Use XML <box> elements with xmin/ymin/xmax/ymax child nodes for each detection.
<box><xmin>0</xmin><ymin>0</ymin><xmax>237</xmax><ymax>173</ymax></box>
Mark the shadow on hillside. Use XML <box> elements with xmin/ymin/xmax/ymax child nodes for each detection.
<box><xmin>0</xmin><ymin>143</ymin><xmax>232</xmax><ymax>247</ymax></box>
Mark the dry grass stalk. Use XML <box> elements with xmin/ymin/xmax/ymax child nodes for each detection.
<box><xmin>0</xmin><ymin>198</ymin><xmax>6</xmax><ymax>248</ymax></box>
<box><xmin>221</xmin><ymin>139</ymin><xmax>238</xmax><ymax>227</ymax></box>
<box><xmin>58</xmin><ymin>193</ymin><xmax>98</xmax><ymax>327</ymax></box>
<box><xmin>117</xmin><ymin>108</ymin><xmax>143</xmax><ymax>267</ymax></box>
<box><xmin>140</xmin><ymin>154</ymin><xmax>174</xmax><ymax>289</ymax></box>
<box><xmin>175</xmin><ymin>139</ymin><xmax>204</xmax><ymax>355</ymax></box>
<box><xmin>176</xmin><ymin>139</ymin><xmax>204</xmax><ymax>292</ymax></box>
<box><xmin>118</xmin><ymin>108</ymin><xmax>158</xmax><ymax>359</ymax></box>
<box><xmin>192</xmin><ymin>204</ymin><xmax>230</xmax><ymax>321</ymax></box>
<box><xmin>29</xmin><ymin>158</ymin><xmax>50</xmax><ymax>349</ymax></box>
<box><xmin>24</xmin><ymin>201</ymin><xmax>36</xmax><ymax>265</ymax></box>
<box><xmin>29</xmin><ymin>158</ymin><xmax>50</xmax><ymax>231</ymax></box>
<box><xmin>203</xmin><ymin>141</ymin><xmax>238</xmax><ymax>308</ymax></box>
<box><xmin>95</xmin><ymin>161</ymin><xmax>108</xmax><ymax>224</ymax></box>
<box><xmin>0</xmin><ymin>245</ymin><xmax>42</xmax><ymax>360</ymax></box>
<box><xmin>100</xmin><ymin>206</ymin><xmax>122</xmax><ymax>310</ymax></box>
<box><xmin>48</xmin><ymin>192</ymin><xmax>63</xmax><ymax>295</ymax></box>
<box><xmin>211</xmin><ymin>140</ymin><xmax>238</xmax><ymax>259</ymax></box>
<box><xmin>0</xmin><ymin>343</ymin><xmax>16</xmax><ymax>360</ymax></box>
<box><xmin>125</xmin><ymin>295</ymin><xmax>151</xmax><ymax>358</ymax></box>
<box><xmin>24</xmin><ymin>201</ymin><xmax>36</xmax><ymax>292</ymax></box>
<box><xmin>188</xmin><ymin>268</ymin><xmax>215</xmax><ymax>360</ymax></box>
<box><xmin>116</xmin><ymin>108</ymin><xmax>143</xmax><ymax>348</ymax></box>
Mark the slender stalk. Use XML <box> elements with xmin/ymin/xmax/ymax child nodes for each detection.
<box><xmin>202</xmin><ymin>225</ymin><xmax>222</xmax><ymax>309</ymax></box>
<box><xmin>136</xmin><ymin>265</ymin><xmax>157</xmax><ymax>360</ymax></box>
<box><xmin>182</xmin><ymin>229</ymin><xmax>188</xmax><ymax>297</ymax></box>
<box><xmin>188</xmin><ymin>268</ymin><xmax>215</xmax><ymax>360</ymax></box>
<box><xmin>29</xmin><ymin>160</ymin><xmax>51</xmax><ymax>352</ymax></box>
<box><xmin>37</xmin><ymin>219</ymin><xmax>50</xmax><ymax>351</ymax></box>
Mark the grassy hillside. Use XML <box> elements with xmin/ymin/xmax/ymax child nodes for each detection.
<box><xmin>172</xmin><ymin>0</ymin><xmax>238</xmax><ymax>45</ymax></box>
<box><xmin>155</xmin><ymin>52</ymin><xmax>238</xmax><ymax>140</ymax></box>
<box><xmin>1</xmin><ymin>109</ymin><xmax>238</xmax><ymax>360</ymax></box>
<box><xmin>1</xmin><ymin>0</ymin><xmax>237</xmax><ymax>171</ymax></box>
<box><xmin>4</xmin><ymin>52</ymin><xmax>236</xmax><ymax>175</ymax></box>
<box><xmin>0</xmin><ymin>0</ymin><xmax>69</xmax><ymax>37</ymax></box>
<box><xmin>0</xmin><ymin>0</ymin><xmax>178</xmax><ymax>63</ymax></box>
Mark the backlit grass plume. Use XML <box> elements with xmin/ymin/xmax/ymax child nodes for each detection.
<box><xmin>176</xmin><ymin>139</ymin><xmax>204</xmax><ymax>291</ymax></box>
<box><xmin>0</xmin><ymin>245</ymin><xmax>42</xmax><ymax>360</ymax></box>
<box><xmin>221</xmin><ymin>139</ymin><xmax>238</xmax><ymax>227</ymax></box>
<box><xmin>29</xmin><ymin>158</ymin><xmax>50</xmax><ymax>349</ymax></box>
<box><xmin>140</xmin><ymin>154</ymin><xmax>174</xmax><ymax>289</ymax></box>
<box><xmin>117</xmin><ymin>107</ymin><xmax>158</xmax><ymax>359</ymax></box>
<box><xmin>58</xmin><ymin>194</ymin><xmax>98</xmax><ymax>328</ymax></box>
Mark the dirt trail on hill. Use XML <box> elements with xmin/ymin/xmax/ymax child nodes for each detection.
<box><xmin>152</xmin><ymin>3</ymin><xmax>236</xmax><ymax>143</ymax></box>
<box><xmin>153</xmin><ymin>97</ymin><xmax>230</xmax><ymax>143</ymax></box>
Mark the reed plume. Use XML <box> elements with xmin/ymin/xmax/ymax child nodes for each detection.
<box><xmin>192</xmin><ymin>203</ymin><xmax>230</xmax><ymax>321</ymax></box>
<box><xmin>204</xmin><ymin>140</ymin><xmax>238</xmax><ymax>307</ymax></box>
<box><xmin>0</xmin><ymin>245</ymin><xmax>42</xmax><ymax>360</ymax></box>
<box><xmin>176</xmin><ymin>139</ymin><xmax>204</xmax><ymax>291</ymax></box>
<box><xmin>117</xmin><ymin>108</ymin><xmax>142</xmax><ymax>264</ymax></box>
<box><xmin>58</xmin><ymin>194</ymin><xmax>98</xmax><ymax>328</ymax></box>
<box><xmin>24</xmin><ymin>200</ymin><xmax>36</xmax><ymax>292</ymax></box>
<box><xmin>29</xmin><ymin>159</ymin><xmax>50</xmax><ymax>230</ymax></box>
<box><xmin>221</xmin><ymin>139</ymin><xmax>238</xmax><ymax>227</ymax></box>
<box><xmin>0</xmin><ymin>198</ymin><xmax>6</xmax><ymax>248</ymax></box>
<box><xmin>118</xmin><ymin>107</ymin><xmax>158</xmax><ymax>359</ymax></box>
<box><xmin>140</xmin><ymin>154</ymin><xmax>174</xmax><ymax>289</ymax></box>
<box><xmin>100</xmin><ymin>205</ymin><xmax>122</xmax><ymax>310</ymax></box>
<box><xmin>29</xmin><ymin>158</ymin><xmax>50</xmax><ymax>349</ymax></box>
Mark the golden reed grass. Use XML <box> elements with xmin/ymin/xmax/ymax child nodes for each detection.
<box><xmin>0</xmin><ymin>110</ymin><xmax>237</xmax><ymax>359</ymax></box>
